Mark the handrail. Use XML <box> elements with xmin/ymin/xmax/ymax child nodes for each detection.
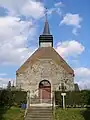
<box><xmin>24</xmin><ymin>90</ymin><xmax>30</xmax><ymax>118</ymax></box>
<box><xmin>52</xmin><ymin>91</ymin><xmax>55</xmax><ymax>119</ymax></box>
<box><xmin>24</xmin><ymin>89</ymin><xmax>56</xmax><ymax>119</ymax></box>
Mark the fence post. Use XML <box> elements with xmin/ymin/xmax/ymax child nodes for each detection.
<box><xmin>53</xmin><ymin>91</ymin><xmax>55</xmax><ymax>119</ymax></box>
<box><xmin>24</xmin><ymin>90</ymin><xmax>30</xmax><ymax>117</ymax></box>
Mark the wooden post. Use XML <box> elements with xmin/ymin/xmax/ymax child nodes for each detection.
<box><xmin>53</xmin><ymin>91</ymin><xmax>55</xmax><ymax>119</ymax></box>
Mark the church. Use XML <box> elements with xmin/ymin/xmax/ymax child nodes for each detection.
<box><xmin>16</xmin><ymin>17</ymin><xmax>75</xmax><ymax>102</ymax></box>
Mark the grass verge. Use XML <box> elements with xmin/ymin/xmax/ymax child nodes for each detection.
<box><xmin>55</xmin><ymin>108</ymin><xmax>90</xmax><ymax>120</ymax></box>
<box><xmin>1</xmin><ymin>106</ymin><xmax>25</xmax><ymax>120</ymax></box>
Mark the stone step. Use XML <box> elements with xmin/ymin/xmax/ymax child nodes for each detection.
<box><xmin>28</xmin><ymin>107</ymin><xmax>52</xmax><ymax>109</ymax></box>
<box><xmin>26</xmin><ymin>114</ymin><xmax>52</xmax><ymax>117</ymax></box>
<box><xmin>25</xmin><ymin>106</ymin><xmax>53</xmax><ymax>120</ymax></box>
<box><xmin>30</xmin><ymin>109</ymin><xmax>52</xmax><ymax>110</ymax></box>
<box><xmin>27</xmin><ymin>110</ymin><xmax>52</xmax><ymax>113</ymax></box>
<box><xmin>25</xmin><ymin>116</ymin><xmax>53</xmax><ymax>119</ymax></box>
<box><xmin>27</xmin><ymin>109</ymin><xmax>52</xmax><ymax>113</ymax></box>
<box><xmin>25</xmin><ymin>117</ymin><xmax>53</xmax><ymax>120</ymax></box>
<box><xmin>27</xmin><ymin>113</ymin><xmax>52</xmax><ymax>116</ymax></box>
<box><xmin>26</xmin><ymin>116</ymin><xmax>52</xmax><ymax>119</ymax></box>
<box><xmin>25</xmin><ymin>118</ymin><xmax>53</xmax><ymax>120</ymax></box>
<box><xmin>27</xmin><ymin>113</ymin><xmax>52</xmax><ymax>115</ymax></box>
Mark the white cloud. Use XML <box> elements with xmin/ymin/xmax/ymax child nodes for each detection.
<box><xmin>47</xmin><ymin>8</ymin><xmax>56</xmax><ymax>15</ymax></box>
<box><xmin>47</xmin><ymin>7</ymin><xmax>62</xmax><ymax>17</ymax></box>
<box><xmin>0</xmin><ymin>0</ymin><xmax>45</xmax><ymax>65</ymax></box>
<box><xmin>42</xmin><ymin>1</ymin><xmax>63</xmax><ymax>17</ymax></box>
<box><xmin>54</xmin><ymin>2</ymin><xmax>63</xmax><ymax>7</ymax></box>
<box><xmin>61</xmin><ymin>13</ymin><xmax>82</xmax><ymax>27</ymax></box>
<box><xmin>0</xmin><ymin>16</ymin><xmax>36</xmax><ymax>65</ymax></box>
<box><xmin>60</xmin><ymin>13</ymin><xmax>82</xmax><ymax>35</ymax></box>
<box><xmin>0</xmin><ymin>0</ymin><xmax>45</xmax><ymax>19</ymax></box>
<box><xmin>0</xmin><ymin>0</ymin><xmax>44</xmax><ymax>65</ymax></box>
<box><xmin>75</xmin><ymin>67</ymin><xmax>90</xmax><ymax>78</ymax></box>
<box><xmin>21</xmin><ymin>0</ymin><xmax>45</xmax><ymax>19</ymax></box>
<box><xmin>56</xmin><ymin>40</ymin><xmax>85</xmax><ymax>58</ymax></box>
<box><xmin>74</xmin><ymin>67</ymin><xmax>90</xmax><ymax>89</ymax></box>
<box><xmin>0</xmin><ymin>77</ymin><xmax>15</xmax><ymax>88</ymax></box>
<box><xmin>0</xmin><ymin>73</ymin><xmax>7</xmax><ymax>76</ymax></box>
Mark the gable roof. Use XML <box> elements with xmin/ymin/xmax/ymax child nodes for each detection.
<box><xmin>16</xmin><ymin>47</ymin><xmax>74</xmax><ymax>74</ymax></box>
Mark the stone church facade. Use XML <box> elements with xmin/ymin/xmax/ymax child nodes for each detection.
<box><xmin>16</xmin><ymin>18</ymin><xmax>75</xmax><ymax>100</ymax></box>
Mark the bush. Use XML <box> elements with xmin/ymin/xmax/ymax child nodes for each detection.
<box><xmin>55</xmin><ymin>90</ymin><xmax>90</xmax><ymax>107</ymax></box>
<box><xmin>0</xmin><ymin>90</ymin><xmax>27</xmax><ymax>107</ymax></box>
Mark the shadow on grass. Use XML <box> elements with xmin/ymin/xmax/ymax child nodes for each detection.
<box><xmin>81</xmin><ymin>98</ymin><xmax>90</xmax><ymax>120</ymax></box>
<box><xmin>82</xmin><ymin>108</ymin><xmax>90</xmax><ymax>120</ymax></box>
<box><xmin>0</xmin><ymin>105</ymin><xmax>10</xmax><ymax>120</ymax></box>
<box><xmin>0</xmin><ymin>90</ymin><xmax>11</xmax><ymax>120</ymax></box>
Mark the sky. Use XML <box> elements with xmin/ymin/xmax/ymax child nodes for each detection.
<box><xmin>0</xmin><ymin>0</ymin><xmax>90</xmax><ymax>90</ymax></box>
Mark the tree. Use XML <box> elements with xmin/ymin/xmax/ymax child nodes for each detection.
<box><xmin>7</xmin><ymin>81</ymin><xmax>11</xmax><ymax>90</ymax></box>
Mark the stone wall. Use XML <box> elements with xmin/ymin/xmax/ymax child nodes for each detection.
<box><xmin>16</xmin><ymin>59</ymin><xmax>74</xmax><ymax>98</ymax></box>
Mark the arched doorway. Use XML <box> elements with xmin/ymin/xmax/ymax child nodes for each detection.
<box><xmin>39</xmin><ymin>80</ymin><xmax>51</xmax><ymax>103</ymax></box>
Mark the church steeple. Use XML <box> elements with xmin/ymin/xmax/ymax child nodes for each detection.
<box><xmin>43</xmin><ymin>17</ymin><xmax>50</xmax><ymax>35</ymax></box>
<box><xmin>39</xmin><ymin>9</ymin><xmax>53</xmax><ymax>47</ymax></box>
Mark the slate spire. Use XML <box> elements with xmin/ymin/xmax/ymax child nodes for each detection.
<box><xmin>43</xmin><ymin>12</ymin><xmax>50</xmax><ymax>35</ymax></box>
<box><xmin>39</xmin><ymin>8</ymin><xmax>53</xmax><ymax>47</ymax></box>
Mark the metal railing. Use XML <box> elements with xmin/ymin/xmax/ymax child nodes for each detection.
<box><xmin>30</xmin><ymin>98</ymin><xmax>51</xmax><ymax>104</ymax></box>
<box><xmin>24</xmin><ymin>89</ymin><xmax>56</xmax><ymax>118</ymax></box>
<box><xmin>52</xmin><ymin>91</ymin><xmax>56</xmax><ymax>120</ymax></box>
<box><xmin>24</xmin><ymin>90</ymin><xmax>30</xmax><ymax>118</ymax></box>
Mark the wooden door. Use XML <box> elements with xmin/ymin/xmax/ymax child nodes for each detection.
<box><xmin>39</xmin><ymin>80</ymin><xmax>51</xmax><ymax>102</ymax></box>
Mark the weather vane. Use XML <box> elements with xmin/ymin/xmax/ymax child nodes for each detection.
<box><xmin>45</xmin><ymin>7</ymin><xmax>48</xmax><ymax>21</ymax></box>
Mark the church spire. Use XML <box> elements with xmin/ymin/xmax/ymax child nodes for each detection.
<box><xmin>39</xmin><ymin>8</ymin><xmax>53</xmax><ymax>48</ymax></box>
<box><xmin>43</xmin><ymin>8</ymin><xmax>50</xmax><ymax>35</ymax></box>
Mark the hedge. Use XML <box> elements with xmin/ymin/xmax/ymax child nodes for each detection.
<box><xmin>0</xmin><ymin>90</ymin><xmax>27</xmax><ymax>107</ymax></box>
<box><xmin>55</xmin><ymin>90</ymin><xmax>90</xmax><ymax>107</ymax></box>
<box><xmin>0</xmin><ymin>89</ymin><xmax>90</xmax><ymax>108</ymax></box>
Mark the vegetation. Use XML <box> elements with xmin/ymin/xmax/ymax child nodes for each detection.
<box><xmin>0</xmin><ymin>89</ymin><xmax>27</xmax><ymax>120</ymax></box>
<box><xmin>0</xmin><ymin>90</ymin><xmax>27</xmax><ymax>107</ymax></box>
<box><xmin>55</xmin><ymin>90</ymin><xmax>90</xmax><ymax>107</ymax></box>
<box><xmin>0</xmin><ymin>89</ymin><xmax>90</xmax><ymax>120</ymax></box>
<box><xmin>7</xmin><ymin>81</ymin><xmax>11</xmax><ymax>90</ymax></box>
<box><xmin>0</xmin><ymin>106</ymin><xmax>25</xmax><ymax>120</ymax></box>
<box><xmin>55</xmin><ymin>108</ymin><xmax>90</xmax><ymax>120</ymax></box>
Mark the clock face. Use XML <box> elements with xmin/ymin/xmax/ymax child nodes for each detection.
<box><xmin>40</xmin><ymin>42</ymin><xmax>52</xmax><ymax>47</ymax></box>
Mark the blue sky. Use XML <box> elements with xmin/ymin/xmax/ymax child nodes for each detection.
<box><xmin>0</xmin><ymin>0</ymin><xmax>90</xmax><ymax>89</ymax></box>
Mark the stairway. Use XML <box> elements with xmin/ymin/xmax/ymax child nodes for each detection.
<box><xmin>25</xmin><ymin>106</ymin><xmax>53</xmax><ymax>120</ymax></box>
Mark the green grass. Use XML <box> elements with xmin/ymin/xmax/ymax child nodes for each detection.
<box><xmin>1</xmin><ymin>106</ymin><xmax>90</xmax><ymax>120</ymax></box>
<box><xmin>1</xmin><ymin>106</ymin><xmax>25</xmax><ymax>120</ymax></box>
<box><xmin>55</xmin><ymin>108</ymin><xmax>90</xmax><ymax>120</ymax></box>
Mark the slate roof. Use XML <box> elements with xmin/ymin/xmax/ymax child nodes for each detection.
<box><xmin>16</xmin><ymin>47</ymin><xmax>74</xmax><ymax>75</ymax></box>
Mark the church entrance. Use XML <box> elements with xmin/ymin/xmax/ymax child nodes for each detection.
<box><xmin>39</xmin><ymin>80</ymin><xmax>51</xmax><ymax>103</ymax></box>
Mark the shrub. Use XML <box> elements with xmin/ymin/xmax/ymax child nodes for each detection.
<box><xmin>55</xmin><ymin>90</ymin><xmax>90</xmax><ymax>107</ymax></box>
<box><xmin>0</xmin><ymin>90</ymin><xmax>27</xmax><ymax>107</ymax></box>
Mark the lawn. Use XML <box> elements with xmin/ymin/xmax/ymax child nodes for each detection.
<box><xmin>0</xmin><ymin>106</ymin><xmax>25</xmax><ymax>120</ymax></box>
<box><xmin>55</xmin><ymin>108</ymin><xmax>90</xmax><ymax>120</ymax></box>
<box><xmin>0</xmin><ymin>106</ymin><xmax>90</xmax><ymax>120</ymax></box>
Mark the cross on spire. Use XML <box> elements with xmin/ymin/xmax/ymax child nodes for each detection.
<box><xmin>39</xmin><ymin>7</ymin><xmax>53</xmax><ymax>47</ymax></box>
<box><xmin>45</xmin><ymin>7</ymin><xmax>48</xmax><ymax>22</ymax></box>
<box><xmin>43</xmin><ymin>7</ymin><xmax>50</xmax><ymax>35</ymax></box>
